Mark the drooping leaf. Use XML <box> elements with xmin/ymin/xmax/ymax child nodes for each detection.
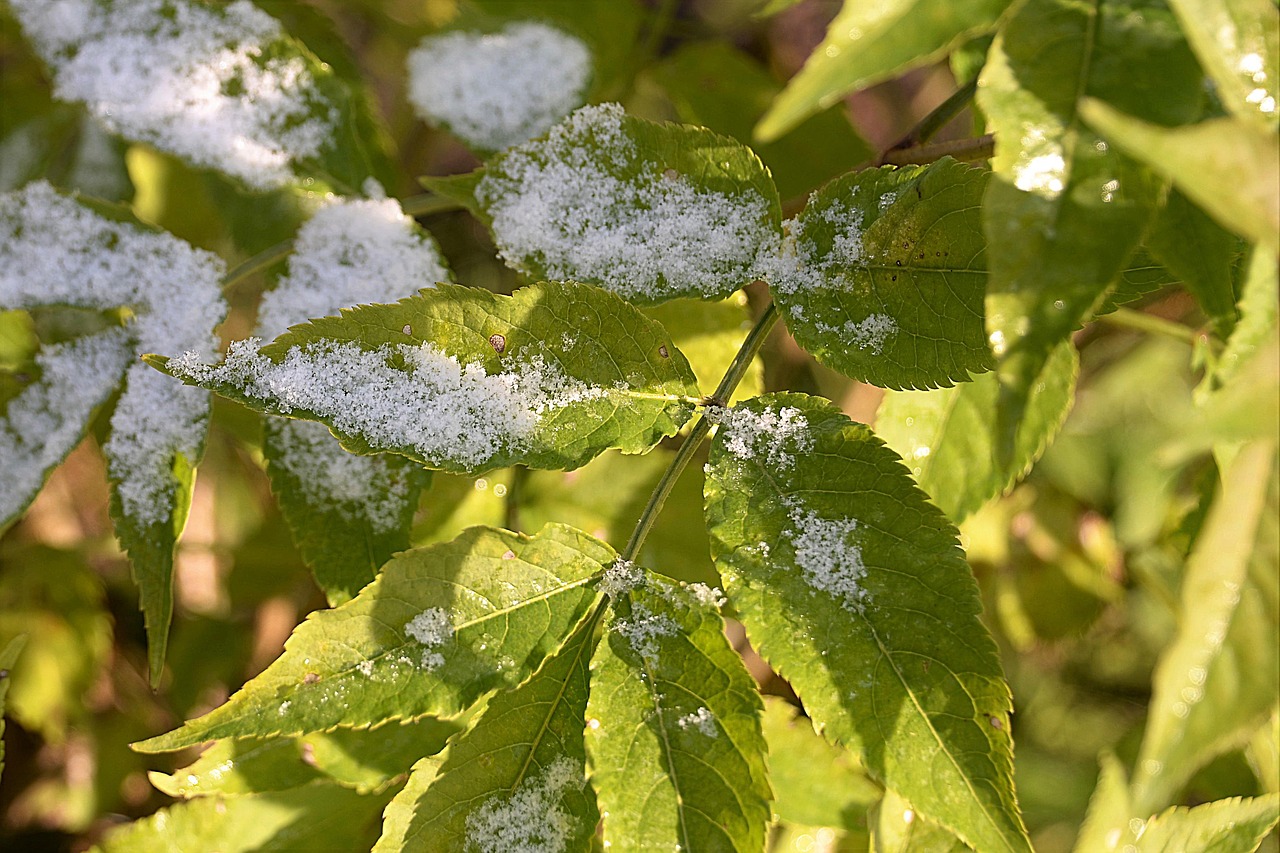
<box><xmin>704</xmin><ymin>394</ymin><xmax>1030</xmax><ymax>852</ymax></box>
<box><xmin>760</xmin><ymin>697</ymin><xmax>880</xmax><ymax>831</ymax></box>
<box><xmin>586</xmin><ymin>569</ymin><xmax>772</xmax><ymax>852</ymax></box>
<box><xmin>9</xmin><ymin>0</ymin><xmax>386</xmax><ymax>193</ymax></box>
<box><xmin>756</xmin><ymin>0</ymin><xmax>1012</xmax><ymax>141</ymax></box>
<box><xmin>647</xmin><ymin>42</ymin><xmax>873</xmax><ymax>200</ymax></box>
<box><xmin>423</xmin><ymin>105</ymin><xmax>782</xmax><ymax>304</ymax></box>
<box><xmin>1079</xmin><ymin>104</ymin><xmax>1280</xmax><ymax>254</ymax></box>
<box><xmin>1133</xmin><ymin>795</ymin><xmax>1280</xmax><ymax>852</ymax></box>
<box><xmin>876</xmin><ymin>341</ymin><xmax>1078</xmax><ymax>520</ymax></box>
<box><xmin>978</xmin><ymin>0</ymin><xmax>1203</xmax><ymax>461</ymax></box>
<box><xmin>92</xmin><ymin>780</ymin><xmax>395</xmax><ymax>853</ymax></box>
<box><xmin>1146</xmin><ymin>191</ymin><xmax>1243</xmax><ymax>337</ymax></box>
<box><xmin>134</xmin><ymin>524</ymin><xmax>610</xmax><ymax>751</ymax></box>
<box><xmin>264</xmin><ymin>419</ymin><xmax>430</xmax><ymax>606</ymax></box>
<box><xmin>765</xmin><ymin>158</ymin><xmax>993</xmax><ymax>390</ymax></box>
<box><xmin>152</xmin><ymin>716</ymin><xmax>461</xmax><ymax>798</ymax></box>
<box><xmin>374</xmin><ymin>608</ymin><xmax>600</xmax><ymax>853</ymax></box>
<box><xmin>0</xmin><ymin>635</ymin><xmax>26</xmax><ymax>782</ymax></box>
<box><xmin>1130</xmin><ymin>440</ymin><xmax>1280</xmax><ymax>814</ymax></box>
<box><xmin>1163</xmin><ymin>0</ymin><xmax>1279</xmax><ymax>127</ymax></box>
<box><xmin>154</xmin><ymin>281</ymin><xmax>700</xmax><ymax>474</ymax></box>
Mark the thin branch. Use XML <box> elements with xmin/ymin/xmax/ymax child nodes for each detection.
<box><xmin>887</xmin><ymin>77</ymin><xmax>979</xmax><ymax>153</ymax></box>
<box><xmin>879</xmin><ymin>134</ymin><xmax>995</xmax><ymax>167</ymax></box>
<box><xmin>1097</xmin><ymin>307</ymin><xmax>1200</xmax><ymax>344</ymax></box>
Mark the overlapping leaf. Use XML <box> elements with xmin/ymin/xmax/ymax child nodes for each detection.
<box><xmin>424</xmin><ymin>106</ymin><xmax>782</xmax><ymax>304</ymax></box>
<box><xmin>134</xmin><ymin>524</ymin><xmax>609</xmax><ymax>751</ymax></box>
<box><xmin>586</xmin><ymin>570</ymin><xmax>772</xmax><ymax>851</ymax></box>
<box><xmin>153</xmin><ymin>282</ymin><xmax>699</xmax><ymax>474</ymax></box>
<box><xmin>1164</xmin><ymin>0</ymin><xmax>1279</xmax><ymax>127</ymax></box>
<box><xmin>704</xmin><ymin>393</ymin><xmax>1029</xmax><ymax>852</ymax></box>
<box><xmin>375</xmin><ymin>608</ymin><xmax>599</xmax><ymax>853</ymax></box>
<box><xmin>877</xmin><ymin>341</ymin><xmax>1078</xmax><ymax>520</ymax></box>
<box><xmin>1131</xmin><ymin>440</ymin><xmax>1280</xmax><ymax>814</ymax></box>
<box><xmin>756</xmin><ymin>0</ymin><xmax>1013</xmax><ymax>141</ymax></box>
<box><xmin>979</xmin><ymin>0</ymin><xmax>1203</xmax><ymax>460</ymax></box>
<box><xmin>766</xmin><ymin>158</ymin><xmax>992</xmax><ymax>390</ymax></box>
<box><xmin>1145</xmin><ymin>191</ymin><xmax>1242</xmax><ymax>336</ymax></box>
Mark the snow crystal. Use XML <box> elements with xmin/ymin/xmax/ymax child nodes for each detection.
<box><xmin>675</xmin><ymin>706</ymin><xmax>718</xmax><ymax>738</ymax></box>
<box><xmin>477</xmin><ymin>103</ymin><xmax>777</xmax><ymax>301</ymax></box>
<box><xmin>761</xmin><ymin>199</ymin><xmax>864</xmax><ymax>296</ymax></box>
<box><xmin>9</xmin><ymin>0</ymin><xmax>337</xmax><ymax>190</ymax></box>
<box><xmin>709</xmin><ymin>403</ymin><xmax>812</xmax><ymax>469</ymax></box>
<box><xmin>465</xmin><ymin>757</ymin><xmax>582</xmax><ymax>853</ymax></box>
<box><xmin>407</xmin><ymin>22</ymin><xmax>592</xmax><ymax>152</ymax></box>
<box><xmin>683</xmin><ymin>583</ymin><xmax>727</xmax><ymax>609</ymax></box>
<box><xmin>786</xmin><ymin>501</ymin><xmax>868</xmax><ymax>612</ymax></box>
<box><xmin>268</xmin><ymin>420</ymin><xmax>415</xmax><ymax>532</ymax></box>
<box><xmin>0</xmin><ymin>181</ymin><xmax>226</xmax><ymax>527</ymax></box>
<box><xmin>405</xmin><ymin>607</ymin><xmax>453</xmax><ymax>671</ymax></box>
<box><xmin>169</xmin><ymin>337</ymin><xmax>606</xmax><ymax>468</ymax></box>
<box><xmin>599</xmin><ymin>559</ymin><xmax>645</xmax><ymax>599</ymax></box>
<box><xmin>0</xmin><ymin>330</ymin><xmax>132</xmax><ymax>522</ymax></box>
<box><xmin>256</xmin><ymin>192</ymin><xmax>451</xmax><ymax>339</ymax></box>
<box><xmin>614</xmin><ymin>602</ymin><xmax>677</xmax><ymax>662</ymax></box>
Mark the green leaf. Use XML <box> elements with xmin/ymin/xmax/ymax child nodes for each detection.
<box><xmin>9</xmin><ymin>0</ymin><xmax>383</xmax><ymax>194</ymax></box>
<box><xmin>761</xmin><ymin>697</ymin><xmax>880</xmax><ymax>830</ymax></box>
<box><xmin>433</xmin><ymin>105</ymin><xmax>781</xmax><ymax>304</ymax></box>
<box><xmin>756</xmin><ymin>0</ymin><xmax>1012</xmax><ymax>141</ymax></box>
<box><xmin>876</xmin><ymin>341</ymin><xmax>1078</xmax><ymax>520</ymax></box>
<box><xmin>264</xmin><ymin>419</ymin><xmax>430</xmax><ymax>606</ymax></box>
<box><xmin>1080</xmin><ymin>104</ymin><xmax>1280</xmax><ymax>254</ymax></box>
<box><xmin>134</xmin><ymin>524</ymin><xmax>610</xmax><ymax>751</ymax></box>
<box><xmin>586</xmin><ymin>570</ymin><xmax>772</xmax><ymax>851</ymax></box>
<box><xmin>152</xmin><ymin>716</ymin><xmax>461</xmax><ymax>798</ymax></box>
<box><xmin>704</xmin><ymin>394</ymin><xmax>1030</xmax><ymax>852</ymax></box>
<box><xmin>1131</xmin><ymin>440</ymin><xmax>1280</xmax><ymax>814</ymax></box>
<box><xmin>646</xmin><ymin>42</ymin><xmax>873</xmax><ymax>200</ymax></box>
<box><xmin>1072</xmin><ymin>754</ymin><xmax>1133</xmax><ymax>853</ymax></box>
<box><xmin>0</xmin><ymin>635</ymin><xmax>25</xmax><ymax>782</ymax></box>
<box><xmin>765</xmin><ymin>158</ymin><xmax>993</xmax><ymax>390</ymax></box>
<box><xmin>871</xmin><ymin>788</ymin><xmax>970</xmax><ymax>852</ymax></box>
<box><xmin>1134</xmin><ymin>795</ymin><xmax>1280</xmax><ymax>852</ymax></box>
<box><xmin>156</xmin><ymin>282</ymin><xmax>700</xmax><ymax>474</ymax></box>
<box><xmin>1211</xmin><ymin>247</ymin><xmax>1279</xmax><ymax>393</ymax></box>
<box><xmin>92</xmin><ymin>780</ymin><xmax>395</xmax><ymax>853</ymax></box>
<box><xmin>978</xmin><ymin>0</ymin><xmax>1203</xmax><ymax>461</ymax></box>
<box><xmin>374</xmin><ymin>608</ymin><xmax>599</xmax><ymax>853</ymax></box>
<box><xmin>1097</xmin><ymin>250</ymin><xmax>1181</xmax><ymax>316</ymax></box>
<box><xmin>643</xmin><ymin>294</ymin><xmax>763</xmax><ymax>403</ymax></box>
<box><xmin>1163</xmin><ymin>0</ymin><xmax>1279</xmax><ymax>127</ymax></box>
<box><xmin>1146</xmin><ymin>191</ymin><xmax>1243</xmax><ymax>337</ymax></box>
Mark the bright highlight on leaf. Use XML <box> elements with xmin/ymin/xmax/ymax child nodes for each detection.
<box><xmin>458</xmin><ymin>103</ymin><xmax>782</xmax><ymax>303</ymax></box>
<box><xmin>705</xmin><ymin>394</ymin><xmax>1031</xmax><ymax>853</ymax></box>
<box><xmin>407</xmin><ymin>22</ymin><xmax>592</xmax><ymax>152</ymax></box>
<box><xmin>9</xmin><ymin>0</ymin><xmax>345</xmax><ymax>191</ymax></box>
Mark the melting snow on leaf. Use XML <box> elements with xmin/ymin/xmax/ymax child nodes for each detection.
<box><xmin>465</xmin><ymin>757</ymin><xmax>583</xmax><ymax>853</ymax></box>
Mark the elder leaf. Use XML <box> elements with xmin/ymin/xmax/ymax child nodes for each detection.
<box><xmin>134</xmin><ymin>524</ymin><xmax>609</xmax><ymax>751</ymax></box>
<box><xmin>586</xmin><ymin>571</ymin><xmax>771</xmax><ymax>852</ymax></box>
<box><xmin>152</xmin><ymin>281</ymin><xmax>699</xmax><ymax>475</ymax></box>
<box><xmin>704</xmin><ymin>393</ymin><xmax>1029</xmax><ymax>853</ymax></box>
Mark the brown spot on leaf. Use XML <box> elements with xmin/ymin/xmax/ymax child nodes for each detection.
<box><xmin>402</xmin><ymin>324</ymin><xmax>412</xmax><ymax>335</ymax></box>
<box><xmin>489</xmin><ymin>333</ymin><xmax>506</xmax><ymax>354</ymax></box>
<box><xmin>303</xmin><ymin>672</ymin><xmax>320</xmax><ymax>685</ymax></box>
<box><xmin>502</xmin><ymin>550</ymin><xmax>516</xmax><ymax>560</ymax></box>
<box><xmin>658</xmin><ymin>345</ymin><xmax>669</xmax><ymax>358</ymax></box>
<box><xmin>300</xmin><ymin>742</ymin><xmax>318</xmax><ymax>766</ymax></box>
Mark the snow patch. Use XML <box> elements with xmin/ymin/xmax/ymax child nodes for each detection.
<box><xmin>465</xmin><ymin>757</ymin><xmax>582</xmax><ymax>853</ymax></box>
<box><xmin>614</xmin><ymin>602</ymin><xmax>677</xmax><ymax>663</ymax></box>
<box><xmin>709</xmin><ymin>403</ymin><xmax>812</xmax><ymax>469</ymax></box>
<box><xmin>785</xmin><ymin>500</ymin><xmax>868</xmax><ymax>613</ymax></box>
<box><xmin>675</xmin><ymin>706</ymin><xmax>717</xmax><ymax>737</ymax></box>
<box><xmin>405</xmin><ymin>607</ymin><xmax>453</xmax><ymax>671</ymax></box>
<box><xmin>599</xmin><ymin>558</ymin><xmax>645</xmax><ymax>599</ymax></box>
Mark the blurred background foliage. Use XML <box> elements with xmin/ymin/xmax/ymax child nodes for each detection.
<box><xmin>0</xmin><ymin>0</ymin><xmax>1275</xmax><ymax>851</ymax></box>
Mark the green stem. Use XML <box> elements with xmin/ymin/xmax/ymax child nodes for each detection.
<box><xmin>880</xmin><ymin>134</ymin><xmax>994</xmax><ymax>167</ymax></box>
<box><xmin>621</xmin><ymin>302</ymin><xmax>779</xmax><ymax>562</ymax></box>
<box><xmin>1098</xmin><ymin>307</ymin><xmax>1199</xmax><ymax>344</ymax></box>
<box><xmin>219</xmin><ymin>193</ymin><xmax>461</xmax><ymax>294</ymax></box>
<box><xmin>887</xmin><ymin>77</ymin><xmax>979</xmax><ymax>154</ymax></box>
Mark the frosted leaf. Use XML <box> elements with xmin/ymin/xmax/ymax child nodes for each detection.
<box><xmin>169</xmin><ymin>337</ymin><xmax>607</xmax><ymax>470</ymax></box>
<box><xmin>465</xmin><ymin>757</ymin><xmax>583</xmax><ymax>853</ymax></box>
<box><xmin>477</xmin><ymin>103</ymin><xmax>777</xmax><ymax>301</ymax></box>
<box><xmin>407</xmin><ymin>22</ymin><xmax>592</xmax><ymax>152</ymax></box>
<box><xmin>268</xmin><ymin>419</ymin><xmax>415</xmax><ymax>532</ymax></box>
<box><xmin>759</xmin><ymin>200</ymin><xmax>865</xmax><ymax>296</ymax></box>
<box><xmin>599</xmin><ymin>559</ymin><xmax>645</xmax><ymax>599</ymax></box>
<box><xmin>683</xmin><ymin>583</ymin><xmax>727</xmax><ymax>610</ymax></box>
<box><xmin>0</xmin><ymin>181</ymin><xmax>226</xmax><ymax>526</ymax></box>
<box><xmin>708</xmin><ymin>403</ymin><xmax>813</xmax><ymax>469</ymax></box>
<box><xmin>785</xmin><ymin>501</ymin><xmax>868</xmax><ymax>613</ymax></box>
<box><xmin>256</xmin><ymin>191</ymin><xmax>451</xmax><ymax>340</ymax></box>
<box><xmin>0</xmin><ymin>330</ymin><xmax>132</xmax><ymax>523</ymax></box>
<box><xmin>405</xmin><ymin>607</ymin><xmax>453</xmax><ymax>672</ymax></box>
<box><xmin>814</xmin><ymin>312</ymin><xmax>898</xmax><ymax>355</ymax></box>
<box><xmin>9</xmin><ymin>0</ymin><xmax>338</xmax><ymax>190</ymax></box>
<box><xmin>675</xmin><ymin>706</ymin><xmax>718</xmax><ymax>738</ymax></box>
<box><xmin>613</xmin><ymin>602</ymin><xmax>677</xmax><ymax>663</ymax></box>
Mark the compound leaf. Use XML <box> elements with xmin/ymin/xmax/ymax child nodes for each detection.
<box><xmin>374</xmin><ymin>608</ymin><xmax>599</xmax><ymax>853</ymax></box>
<box><xmin>587</xmin><ymin>571</ymin><xmax>771</xmax><ymax>851</ymax></box>
<box><xmin>135</xmin><ymin>524</ymin><xmax>610</xmax><ymax>751</ymax></box>
<box><xmin>154</xmin><ymin>281</ymin><xmax>700</xmax><ymax>474</ymax></box>
<box><xmin>766</xmin><ymin>158</ymin><xmax>992</xmax><ymax>390</ymax></box>
<box><xmin>704</xmin><ymin>394</ymin><xmax>1029</xmax><ymax>853</ymax></box>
